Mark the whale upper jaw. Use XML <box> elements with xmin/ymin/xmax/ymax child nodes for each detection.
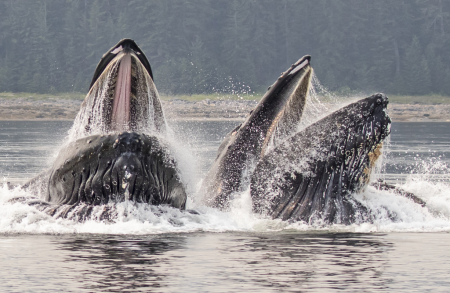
<box><xmin>89</xmin><ymin>39</ymin><xmax>153</xmax><ymax>90</ymax></box>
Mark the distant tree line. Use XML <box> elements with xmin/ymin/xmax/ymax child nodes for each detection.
<box><xmin>0</xmin><ymin>0</ymin><xmax>449</xmax><ymax>96</ymax></box>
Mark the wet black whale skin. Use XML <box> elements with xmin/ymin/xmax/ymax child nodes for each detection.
<box><xmin>47</xmin><ymin>132</ymin><xmax>186</xmax><ymax>209</ymax></box>
<box><xmin>251</xmin><ymin>94</ymin><xmax>391</xmax><ymax>224</ymax></box>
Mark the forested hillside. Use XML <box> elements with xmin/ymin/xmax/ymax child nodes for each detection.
<box><xmin>0</xmin><ymin>0</ymin><xmax>449</xmax><ymax>96</ymax></box>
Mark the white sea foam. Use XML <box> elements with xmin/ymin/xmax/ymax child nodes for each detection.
<box><xmin>2</xmin><ymin>165</ymin><xmax>450</xmax><ymax>235</ymax></box>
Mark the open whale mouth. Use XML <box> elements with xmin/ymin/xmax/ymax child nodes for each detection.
<box><xmin>71</xmin><ymin>39</ymin><xmax>165</xmax><ymax>139</ymax></box>
<box><xmin>30</xmin><ymin>39</ymin><xmax>187</xmax><ymax>211</ymax></box>
<box><xmin>100</xmin><ymin>48</ymin><xmax>141</xmax><ymax>132</ymax></box>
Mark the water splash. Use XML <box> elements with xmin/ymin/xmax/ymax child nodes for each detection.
<box><xmin>297</xmin><ymin>72</ymin><xmax>355</xmax><ymax>131</ymax></box>
<box><xmin>2</xmin><ymin>73</ymin><xmax>450</xmax><ymax>234</ymax></box>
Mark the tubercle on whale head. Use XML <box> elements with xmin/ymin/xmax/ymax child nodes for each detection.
<box><xmin>342</xmin><ymin>93</ymin><xmax>391</xmax><ymax>188</ymax></box>
<box><xmin>366</xmin><ymin>93</ymin><xmax>391</xmax><ymax>135</ymax></box>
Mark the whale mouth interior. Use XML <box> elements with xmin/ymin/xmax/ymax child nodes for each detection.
<box><xmin>97</xmin><ymin>50</ymin><xmax>144</xmax><ymax>132</ymax></box>
<box><xmin>111</xmin><ymin>52</ymin><xmax>132</xmax><ymax>131</ymax></box>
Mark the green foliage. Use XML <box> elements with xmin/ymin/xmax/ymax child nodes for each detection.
<box><xmin>0</xmin><ymin>0</ymin><xmax>449</xmax><ymax>96</ymax></box>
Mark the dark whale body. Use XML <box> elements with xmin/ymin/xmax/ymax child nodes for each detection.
<box><xmin>19</xmin><ymin>39</ymin><xmax>187</xmax><ymax>219</ymax></box>
<box><xmin>15</xmin><ymin>39</ymin><xmax>404</xmax><ymax>224</ymax></box>
<box><xmin>251</xmin><ymin>94</ymin><xmax>391</xmax><ymax>224</ymax></box>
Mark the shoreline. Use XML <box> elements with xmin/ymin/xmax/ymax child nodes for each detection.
<box><xmin>0</xmin><ymin>97</ymin><xmax>448</xmax><ymax>122</ymax></box>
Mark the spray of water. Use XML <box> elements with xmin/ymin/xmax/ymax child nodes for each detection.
<box><xmin>297</xmin><ymin>72</ymin><xmax>353</xmax><ymax>131</ymax></box>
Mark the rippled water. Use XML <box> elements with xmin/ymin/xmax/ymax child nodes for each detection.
<box><xmin>2</xmin><ymin>232</ymin><xmax>450</xmax><ymax>292</ymax></box>
<box><xmin>1</xmin><ymin>120</ymin><xmax>450</xmax><ymax>292</ymax></box>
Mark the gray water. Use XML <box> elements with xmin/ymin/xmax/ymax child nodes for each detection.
<box><xmin>1</xmin><ymin>121</ymin><xmax>450</xmax><ymax>292</ymax></box>
<box><xmin>2</xmin><ymin>232</ymin><xmax>450</xmax><ymax>292</ymax></box>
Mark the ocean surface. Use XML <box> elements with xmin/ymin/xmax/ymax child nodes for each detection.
<box><xmin>1</xmin><ymin>120</ymin><xmax>450</xmax><ymax>292</ymax></box>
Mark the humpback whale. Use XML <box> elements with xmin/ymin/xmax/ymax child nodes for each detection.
<box><xmin>251</xmin><ymin>94</ymin><xmax>390</xmax><ymax>224</ymax></box>
<box><xmin>202</xmin><ymin>57</ymin><xmax>392</xmax><ymax>224</ymax></box>
<box><xmin>18</xmin><ymin>39</ymin><xmax>187</xmax><ymax>220</ymax></box>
